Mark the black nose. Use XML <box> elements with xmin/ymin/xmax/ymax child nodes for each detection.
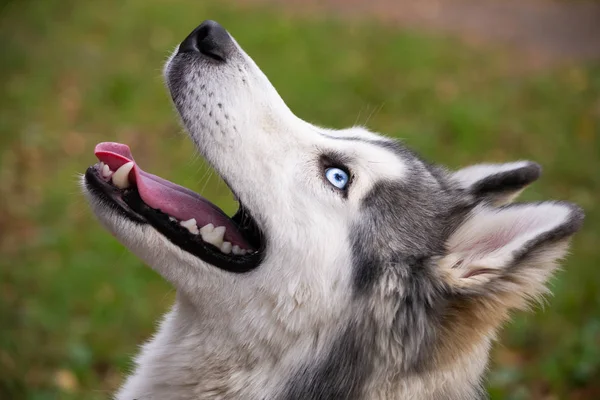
<box><xmin>178</xmin><ymin>20</ymin><xmax>233</xmax><ymax>62</ymax></box>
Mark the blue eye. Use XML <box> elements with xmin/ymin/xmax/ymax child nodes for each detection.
<box><xmin>325</xmin><ymin>167</ymin><xmax>349</xmax><ymax>190</ymax></box>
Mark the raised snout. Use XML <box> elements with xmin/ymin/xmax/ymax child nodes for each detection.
<box><xmin>178</xmin><ymin>20</ymin><xmax>234</xmax><ymax>62</ymax></box>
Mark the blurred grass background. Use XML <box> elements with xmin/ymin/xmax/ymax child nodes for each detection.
<box><xmin>1</xmin><ymin>0</ymin><xmax>599</xmax><ymax>399</ymax></box>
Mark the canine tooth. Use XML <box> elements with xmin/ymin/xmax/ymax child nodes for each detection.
<box><xmin>111</xmin><ymin>161</ymin><xmax>134</xmax><ymax>189</ymax></box>
<box><xmin>220</xmin><ymin>241</ymin><xmax>232</xmax><ymax>254</ymax></box>
<box><xmin>213</xmin><ymin>226</ymin><xmax>226</xmax><ymax>241</ymax></box>
<box><xmin>101</xmin><ymin>164</ymin><xmax>112</xmax><ymax>178</ymax></box>
<box><xmin>180</xmin><ymin>218</ymin><xmax>199</xmax><ymax>234</ymax></box>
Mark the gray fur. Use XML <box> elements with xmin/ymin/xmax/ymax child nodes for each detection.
<box><xmin>279</xmin><ymin>324</ymin><xmax>372</xmax><ymax>400</ymax></box>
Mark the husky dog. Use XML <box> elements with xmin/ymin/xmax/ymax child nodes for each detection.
<box><xmin>83</xmin><ymin>20</ymin><xmax>584</xmax><ymax>400</ymax></box>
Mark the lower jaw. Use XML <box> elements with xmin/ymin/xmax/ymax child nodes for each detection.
<box><xmin>85</xmin><ymin>167</ymin><xmax>265</xmax><ymax>273</ymax></box>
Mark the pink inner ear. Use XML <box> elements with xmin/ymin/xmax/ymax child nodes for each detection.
<box><xmin>462</xmin><ymin>231</ymin><xmax>517</xmax><ymax>256</ymax></box>
<box><xmin>448</xmin><ymin>204</ymin><xmax>573</xmax><ymax>281</ymax></box>
<box><xmin>453</xmin><ymin>217</ymin><xmax>540</xmax><ymax>258</ymax></box>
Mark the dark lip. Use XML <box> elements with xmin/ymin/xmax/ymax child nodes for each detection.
<box><xmin>84</xmin><ymin>166</ymin><xmax>265</xmax><ymax>273</ymax></box>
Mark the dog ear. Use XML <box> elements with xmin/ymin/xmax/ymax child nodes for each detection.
<box><xmin>439</xmin><ymin>202</ymin><xmax>583</xmax><ymax>307</ymax></box>
<box><xmin>432</xmin><ymin>202</ymin><xmax>582</xmax><ymax>364</ymax></box>
<box><xmin>453</xmin><ymin>161</ymin><xmax>541</xmax><ymax>205</ymax></box>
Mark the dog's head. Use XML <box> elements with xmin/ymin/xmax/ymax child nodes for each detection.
<box><xmin>84</xmin><ymin>21</ymin><xmax>583</xmax><ymax>397</ymax></box>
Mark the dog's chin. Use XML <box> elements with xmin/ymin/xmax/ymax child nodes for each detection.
<box><xmin>83</xmin><ymin>157</ymin><xmax>266</xmax><ymax>274</ymax></box>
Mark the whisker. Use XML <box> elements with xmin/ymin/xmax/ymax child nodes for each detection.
<box><xmin>364</xmin><ymin>102</ymin><xmax>385</xmax><ymax>126</ymax></box>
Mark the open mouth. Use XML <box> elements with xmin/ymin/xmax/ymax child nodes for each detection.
<box><xmin>85</xmin><ymin>142</ymin><xmax>264</xmax><ymax>273</ymax></box>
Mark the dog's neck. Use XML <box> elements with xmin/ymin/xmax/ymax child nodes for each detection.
<box><xmin>115</xmin><ymin>295</ymin><xmax>490</xmax><ymax>400</ymax></box>
<box><xmin>115</xmin><ymin>294</ymin><xmax>303</xmax><ymax>400</ymax></box>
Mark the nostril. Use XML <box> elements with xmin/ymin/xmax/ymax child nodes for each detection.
<box><xmin>197</xmin><ymin>26</ymin><xmax>226</xmax><ymax>62</ymax></box>
<box><xmin>178</xmin><ymin>20</ymin><xmax>232</xmax><ymax>62</ymax></box>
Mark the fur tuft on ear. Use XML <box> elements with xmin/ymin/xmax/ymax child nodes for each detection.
<box><xmin>453</xmin><ymin>161</ymin><xmax>542</xmax><ymax>205</ymax></box>
<box><xmin>439</xmin><ymin>201</ymin><xmax>584</xmax><ymax>307</ymax></box>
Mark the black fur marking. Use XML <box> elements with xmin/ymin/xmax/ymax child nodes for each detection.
<box><xmin>280</xmin><ymin>325</ymin><xmax>372</xmax><ymax>400</ymax></box>
<box><xmin>351</xmin><ymin>243</ymin><xmax>381</xmax><ymax>294</ymax></box>
<box><xmin>319</xmin><ymin>151</ymin><xmax>353</xmax><ymax>168</ymax></box>
<box><xmin>471</xmin><ymin>162</ymin><xmax>541</xmax><ymax>198</ymax></box>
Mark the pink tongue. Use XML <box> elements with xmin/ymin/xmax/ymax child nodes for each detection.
<box><xmin>94</xmin><ymin>142</ymin><xmax>251</xmax><ymax>249</ymax></box>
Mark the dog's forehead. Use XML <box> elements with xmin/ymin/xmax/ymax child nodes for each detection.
<box><xmin>316</xmin><ymin>127</ymin><xmax>418</xmax><ymax>183</ymax></box>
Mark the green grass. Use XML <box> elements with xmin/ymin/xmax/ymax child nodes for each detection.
<box><xmin>1</xmin><ymin>0</ymin><xmax>599</xmax><ymax>398</ymax></box>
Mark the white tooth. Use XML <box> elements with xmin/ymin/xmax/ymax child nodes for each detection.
<box><xmin>220</xmin><ymin>241</ymin><xmax>232</xmax><ymax>254</ymax></box>
<box><xmin>232</xmin><ymin>245</ymin><xmax>241</xmax><ymax>255</ymax></box>
<box><xmin>169</xmin><ymin>216</ymin><xmax>177</xmax><ymax>222</ymax></box>
<box><xmin>101</xmin><ymin>164</ymin><xmax>112</xmax><ymax>178</ymax></box>
<box><xmin>111</xmin><ymin>161</ymin><xmax>134</xmax><ymax>189</ymax></box>
<box><xmin>199</xmin><ymin>223</ymin><xmax>215</xmax><ymax>236</ymax></box>
<box><xmin>201</xmin><ymin>225</ymin><xmax>225</xmax><ymax>247</ymax></box>
<box><xmin>180</xmin><ymin>218</ymin><xmax>196</xmax><ymax>229</ymax></box>
<box><xmin>180</xmin><ymin>218</ymin><xmax>199</xmax><ymax>234</ymax></box>
<box><xmin>202</xmin><ymin>233</ymin><xmax>223</xmax><ymax>247</ymax></box>
<box><xmin>212</xmin><ymin>226</ymin><xmax>226</xmax><ymax>241</ymax></box>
